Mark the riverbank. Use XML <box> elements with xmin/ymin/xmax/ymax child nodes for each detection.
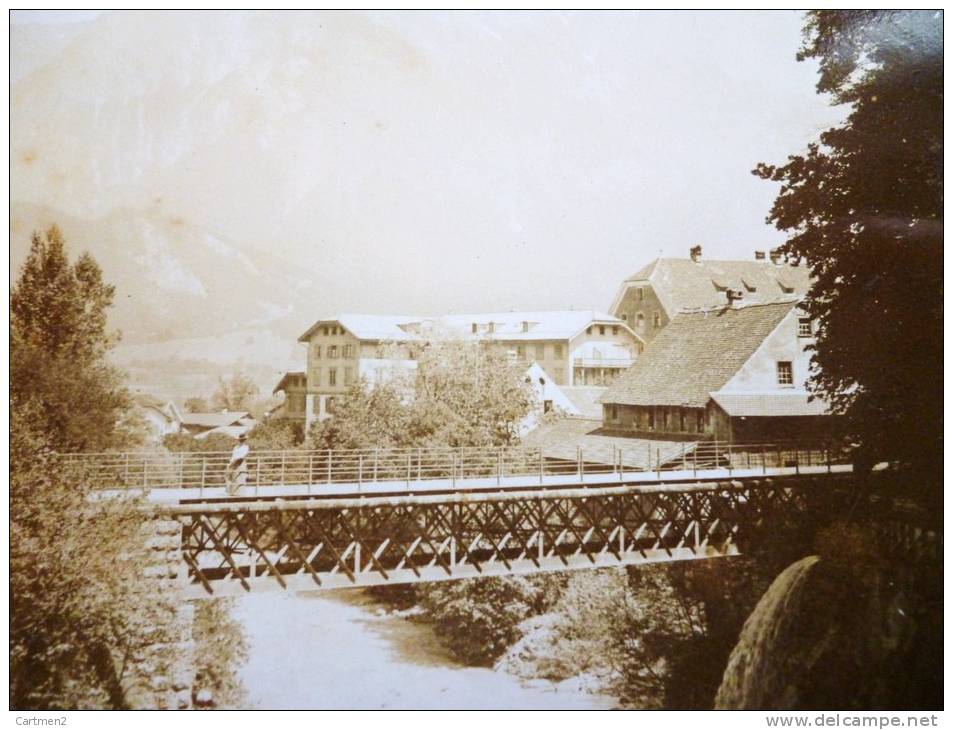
<box><xmin>233</xmin><ymin>589</ymin><xmax>617</xmax><ymax>710</ymax></box>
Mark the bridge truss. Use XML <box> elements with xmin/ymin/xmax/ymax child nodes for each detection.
<box><xmin>171</xmin><ymin>474</ymin><xmax>845</xmax><ymax>598</ymax></box>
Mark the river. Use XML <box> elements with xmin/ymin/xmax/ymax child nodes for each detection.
<box><xmin>233</xmin><ymin>589</ymin><xmax>617</xmax><ymax>710</ymax></box>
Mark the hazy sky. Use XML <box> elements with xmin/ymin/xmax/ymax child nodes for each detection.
<box><xmin>11</xmin><ymin>10</ymin><xmax>845</xmax><ymax>318</ymax></box>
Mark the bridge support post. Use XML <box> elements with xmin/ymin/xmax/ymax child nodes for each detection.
<box><xmin>123</xmin><ymin>516</ymin><xmax>195</xmax><ymax>710</ymax></box>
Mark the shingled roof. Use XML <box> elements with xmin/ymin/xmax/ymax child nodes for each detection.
<box><xmin>599</xmin><ymin>301</ymin><xmax>798</xmax><ymax>408</ymax></box>
<box><xmin>613</xmin><ymin>258</ymin><xmax>811</xmax><ymax>318</ymax></box>
<box><xmin>298</xmin><ymin>311</ymin><xmax>636</xmax><ymax>344</ymax></box>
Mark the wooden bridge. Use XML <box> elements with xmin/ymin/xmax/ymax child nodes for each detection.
<box><xmin>62</xmin><ymin>442</ymin><xmax>902</xmax><ymax>599</ymax></box>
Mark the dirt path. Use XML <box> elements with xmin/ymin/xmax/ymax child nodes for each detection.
<box><xmin>233</xmin><ymin>589</ymin><xmax>616</xmax><ymax>710</ymax></box>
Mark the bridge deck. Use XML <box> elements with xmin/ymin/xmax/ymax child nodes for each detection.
<box><xmin>105</xmin><ymin>463</ymin><xmax>853</xmax><ymax>504</ymax></box>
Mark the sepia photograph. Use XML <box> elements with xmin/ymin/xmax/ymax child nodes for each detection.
<box><xmin>8</xmin><ymin>8</ymin><xmax>942</xmax><ymax>715</ymax></box>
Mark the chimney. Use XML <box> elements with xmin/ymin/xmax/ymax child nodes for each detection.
<box><xmin>726</xmin><ymin>289</ymin><xmax>745</xmax><ymax>306</ymax></box>
<box><xmin>754</xmin><ymin>250</ymin><xmax>766</xmax><ymax>261</ymax></box>
<box><xmin>689</xmin><ymin>245</ymin><xmax>702</xmax><ymax>263</ymax></box>
<box><xmin>769</xmin><ymin>248</ymin><xmax>783</xmax><ymax>265</ymax></box>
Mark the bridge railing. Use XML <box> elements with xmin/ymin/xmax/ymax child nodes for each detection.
<box><xmin>59</xmin><ymin>440</ymin><xmax>850</xmax><ymax>493</ymax></box>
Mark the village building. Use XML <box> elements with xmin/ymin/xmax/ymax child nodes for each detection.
<box><xmin>271</xmin><ymin>371</ymin><xmax>307</xmax><ymax>422</ymax></box>
<box><xmin>291</xmin><ymin>310</ymin><xmax>644</xmax><ymax>426</ymax></box>
<box><xmin>598</xmin><ymin>298</ymin><xmax>829</xmax><ymax>443</ymax></box>
<box><xmin>524</xmin><ymin>296</ymin><xmax>830</xmax><ymax>470</ymax></box>
<box><xmin>179</xmin><ymin>410</ymin><xmax>255</xmax><ymax>440</ymax></box>
<box><xmin>130</xmin><ymin>393</ymin><xmax>183</xmax><ymax>444</ymax></box>
<box><xmin>608</xmin><ymin>246</ymin><xmax>812</xmax><ymax>344</ymax></box>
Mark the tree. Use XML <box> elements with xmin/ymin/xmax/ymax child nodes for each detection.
<box><xmin>184</xmin><ymin>396</ymin><xmax>210</xmax><ymax>413</ymax></box>
<box><xmin>754</xmin><ymin>11</ymin><xmax>942</xmax><ymax>473</ymax></box>
<box><xmin>245</xmin><ymin>418</ymin><xmax>302</xmax><ymax>450</ymax></box>
<box><xmin>9</xmin><ymin>229</ymin><xmax>181</xmax><ymax>707</ymax></box>
<box><xmin>308</xmin><ymin>339</ymin><xmax>535</xmax><ymax>450</ymax></box>
<box><xmin>11</xmin><ymin>226</ymin><xmax>134</xmax><ymax>452</ymax></box>
<box><xmin>10</xmin><ymin>403</ymin><xmax>183</xmax><ymax>708</ymax></box>
<box><xmin>210</xmin><ymin>373</ymin><xmax>259</xmax><ymax>412</ymax></box>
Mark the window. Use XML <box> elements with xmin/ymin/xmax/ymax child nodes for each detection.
<box><xmin>612</xmin><ymin>326</ymin><xmax>619</xmax><ymax>335</ymax></box>
<box><xmin>609</xmin><ymin>404</ymin><xmax>618</xmax><ymax>421</ymax></box>
<box><xmin>342</xmin><ymin>344</ymin><xmax>354</xmax><ymax>358</ymax></box>
<box><xmin>777</xmin><ymin>361</ymin><xmax>793</xmax><ymax>386</ymax></box>
<box><xmin>329</xmin><ymin>368</ymin><xmax>337</xmax><ymax>386</ymax></box>
<box><xmin>621</xmin><ymin>314</ymin><xmax>627</xmax><ymax>322</ymax></box>
<box><xmin>517</xmin><ymin>345</ymin><xmax>526</xmax><ymax>359</ymax></box>
<box><xmin>320</xmin><ymin>326</ymin><xmax>328</xmax><ymax>336</ymax></box>
<box><xmin>637</xmin><ymin>287</ymin><xmax>644</xmax><ymax>301</ymax></box>
<box><xmin>326</xmin><ymin>396</ymin><xmax>336</xmax><ymax>413</ymax></box>
<box><xmin>313</xmin><ymin>344</ymin><xmax>322</xmax><ymax>359</ymax></box>
<box><xmin>586</xmin><ymin>326</ymin><xmax>592</xmax><ymax>335</ymax></box>
<box><xmin>535</xmin><ymin>344</ymin><xmax>545</xmax><ymax>360</ymax></box>
<box><xmin>311</xmin><ymin>369</ymin><xmax>320</xmax><ymax>387</ymax></box>
<box><xmin>598</xmin><ymin>325</ymin><xmax>605</xmax><ymax>336</ymax></box>
<box><xmin>680</xmin><ymin>410</ymin><xmax>687</xmax><ymax>432</ymax></box>
<box><xmin>648</xmin><ymin>408</ymin><xmax>655</xmax><ymax>430</ymax></box>
<box><xmin>328</xmin><ymin>345</ymin><xmax>338</xmax><ymax>359</ymax></box>
<box><xmin>798</xmin><ymin>318</ymin><xmax>813</xmax><ymax>337</ymax></box>
<box><xmin>553</xmin><ymin>344</ymin><xmax>563</xmax><ymax>359</ymax></box>
<box><xmin>471</xmin><ymin>323</ymin><xmax>478</xmax><ymax>334</ymax></box>
<box><xmin>636</xmin><ymin>313</ymin><xmax>645</xmax><ymax>330</ymax></box>
<box><xmin>653</xmin><ymin>312</ymin><xmax>661</xmax><ymax>329</ymax></box>
<box><xmin>543</xmin><ymin>400</ymin><xmax>553</xmax><ymax>413</ymax></box>
<box><xmin>344</xmin><ymin>367</ymin><xmax>353</xmax><ymax>385</ymax></box>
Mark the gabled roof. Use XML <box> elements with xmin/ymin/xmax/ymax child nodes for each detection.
<box><xmin>194</xmin><ymin>423</ymin><xmax>253</xmax><ymax>440</ymax></box>
<box><xmin>272</xmin><ymin>371</ymin><xmax>306</xmax><ymax>394</ymax></box>
<box><xmin>710</xmin><ymin>392</ymin><xmax>829</xmax><ymax>417</ymax></box>
<box><xmin>599</xmin><ymin>300</ymin><xmax>798</xmax><ymax>408</ymax></box>
<box><xmin>298</xmin><ymin>311</ymin><xmax>640</xmax><ymax>344</ymax></box>
<box><xmin>298</xmin><ymin>315</ymin><xmax>419</xmax><ymax>343</ymax></box>
<box><xmin>610</xmin><ymin>257</ymin><xmax>812</xmax><ymax>318</ymax></box>
<box><xmin>560</xmin><ymin>387</ymin><xmax>607</xmax><ymax>420</ymax></box>
<box><xmin>522</xmin><ymin>418</ymin><xmax>697</xmax><ymax>469</ymax></box>
<box><xmin>131</xmin><ymin>393</ymin><xmax>182</xmax><ymax>422</ymax></box>
<box><xmin>180</xmin><ymin>411</ymin><xmax>251</xmax><ymax>428</ymax></box>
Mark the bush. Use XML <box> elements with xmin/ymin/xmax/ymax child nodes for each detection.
<box><xmin>191</xmin><ymin>599</ymin><xmax>249</xmax><ymax>709</ymax></box>
<box><xmin>417</xmin><ymin>576</ymin><xmax>546</xmax><ymax>665</ymax></box>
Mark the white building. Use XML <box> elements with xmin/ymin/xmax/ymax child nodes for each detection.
<box><xmin>294</xmin><ymin>310</ymin><xmax>644</xmax><ymax>426</ymax></box>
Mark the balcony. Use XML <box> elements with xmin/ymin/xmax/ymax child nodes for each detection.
<box><xmin>573</xmin><ymin>357</ymin><xmax>634</xmax><ymax>369</ymax></box>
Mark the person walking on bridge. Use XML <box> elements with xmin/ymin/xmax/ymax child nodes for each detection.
<box><xmin>226</xmin><ymin>432</ymin><xmax>250</xmax><ymax>496</ymax></box>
